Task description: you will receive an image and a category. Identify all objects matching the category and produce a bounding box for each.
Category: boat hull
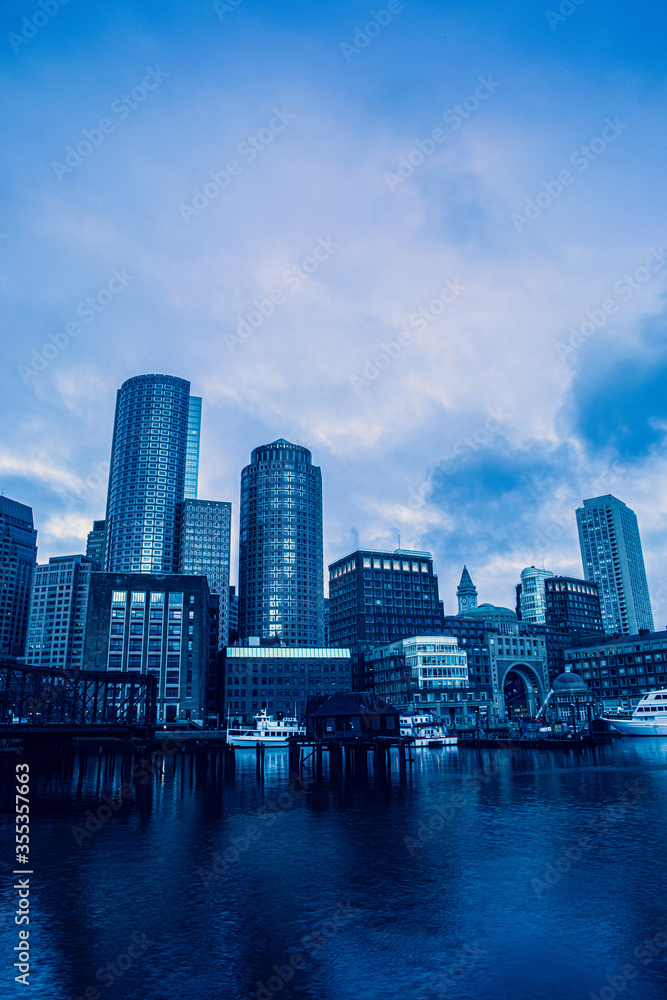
[605,719,667,737]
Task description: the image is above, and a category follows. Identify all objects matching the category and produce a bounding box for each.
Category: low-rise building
[564,629,667,710]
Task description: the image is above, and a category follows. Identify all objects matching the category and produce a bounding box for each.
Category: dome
[552,668,588,694]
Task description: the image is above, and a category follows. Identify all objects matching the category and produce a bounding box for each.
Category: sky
[2,0,667,618]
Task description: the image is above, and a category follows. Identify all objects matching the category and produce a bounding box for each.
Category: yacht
[399,712,458,747]
[604,690,667,736]
[225,709,305,747]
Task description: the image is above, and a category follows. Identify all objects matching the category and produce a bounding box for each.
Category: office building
[576,495,654,635]
[24,555,98,671]
[86,520,106,565]
[223,642,351,722]
[184,395,202,499]
[544,576,604,636]
[239,439,323,645]
[83,573,219,723]
[516,566,555,623]
[104,374,196,574]
[228,585,239,643]
[179,499,231,648]
[0,496,38,658]
[564,629,667,710]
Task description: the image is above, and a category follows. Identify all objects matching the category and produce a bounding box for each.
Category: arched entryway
[500,664,544,718]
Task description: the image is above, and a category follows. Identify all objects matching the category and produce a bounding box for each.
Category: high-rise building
[576,495,654,635]
[179,499,231,648]
[83,573,219,724]
[104,374,195,574]
[86,520,106,565]
[25,555,98,671]
[228,585,239,644]
[0,496,38,657]
[184,396,202,499]
[328,548,444,649]
[239,439,323,645]
[516,566,555,624]
[544,576,604,636]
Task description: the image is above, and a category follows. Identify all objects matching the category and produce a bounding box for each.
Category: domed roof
[464,603,517,621]
[553,668,588,693]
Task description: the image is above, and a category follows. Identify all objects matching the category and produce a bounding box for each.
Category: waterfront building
[516,566,555,623]
[0,496,38,658]
[222,641,351,722]
[239,439,323,645]
[24,555,98,671]
[564,628,667,711]
[104,374,197,574]
[365,634,489,726]
[179,499,231,648]
[544,575,604,636]
[85,520,106,566]
[546,667,594,726]
[307,691,399,739]
[576,494,654,635]
[83,573,219,724]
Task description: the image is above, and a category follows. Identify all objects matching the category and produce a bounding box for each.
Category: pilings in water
[287,737,411,786]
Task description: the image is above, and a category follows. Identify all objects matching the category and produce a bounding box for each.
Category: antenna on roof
[397,533,401,548]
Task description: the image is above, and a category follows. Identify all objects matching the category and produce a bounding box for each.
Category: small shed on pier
[307,691,400,738]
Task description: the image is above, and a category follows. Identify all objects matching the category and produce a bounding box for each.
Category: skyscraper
[86,519,106,565]
[25,555,98,671]
[576,494,654,635]
[104,374,195,574]
[239,438,323,645]
[516,566,555,623]
[184,395,202,499]
[180,499,231,647]
[0,496,38,657]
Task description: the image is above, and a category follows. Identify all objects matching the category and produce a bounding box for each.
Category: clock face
[460,597,468,607]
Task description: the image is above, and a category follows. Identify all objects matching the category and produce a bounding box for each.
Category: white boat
[226,709,305,747]
[399,712,458,747]
[604,690,667,736]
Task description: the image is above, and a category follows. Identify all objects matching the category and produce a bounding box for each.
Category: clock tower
[457,565,478,615]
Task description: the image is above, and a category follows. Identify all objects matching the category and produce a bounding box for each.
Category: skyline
[2,0,667,619]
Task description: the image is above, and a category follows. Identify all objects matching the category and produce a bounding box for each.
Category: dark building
[544,575,604,635]
[25,555,98,671]
[104,373,200,574]
[328,548,444,649]
[179,499,232,648]
[85,519,106,565]
[228,585,239,644]
[83,573,219,724]
[239,439,324,645]
[0,496,38,658]
[564,629,667,711]
[222,641,351,722]
[307,691,399,739]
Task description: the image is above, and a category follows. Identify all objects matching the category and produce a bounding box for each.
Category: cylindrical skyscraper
[239,438,324,645]
[104,374,193,574]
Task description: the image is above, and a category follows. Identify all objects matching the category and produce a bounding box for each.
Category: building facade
[223,642,352,722]
[544,575,604,635]
[184,394,202,499]
[239,439,324,645]
[24,555,98,671]
[83,573,219,724]
[0,496,38,658]
[179,499,231,648]
[104,374,196,574]
[576,494,654,635]
[516,566,555,624]
[86,519,106,565]
[564,629,667,711]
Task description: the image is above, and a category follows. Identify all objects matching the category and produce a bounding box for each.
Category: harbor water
[1,738,666,999]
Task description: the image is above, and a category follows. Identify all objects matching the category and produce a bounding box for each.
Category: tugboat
[399,712,458,747]
[604,690,667,736]
[225,709,306,747]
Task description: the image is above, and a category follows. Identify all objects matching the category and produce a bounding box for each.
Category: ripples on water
[1,740,667,1000]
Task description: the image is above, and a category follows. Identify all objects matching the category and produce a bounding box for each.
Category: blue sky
[2,0,666,616]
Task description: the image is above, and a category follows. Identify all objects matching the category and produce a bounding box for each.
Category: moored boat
[399,712,457,747]
[226,709,306,746]
[604,689,667,736]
